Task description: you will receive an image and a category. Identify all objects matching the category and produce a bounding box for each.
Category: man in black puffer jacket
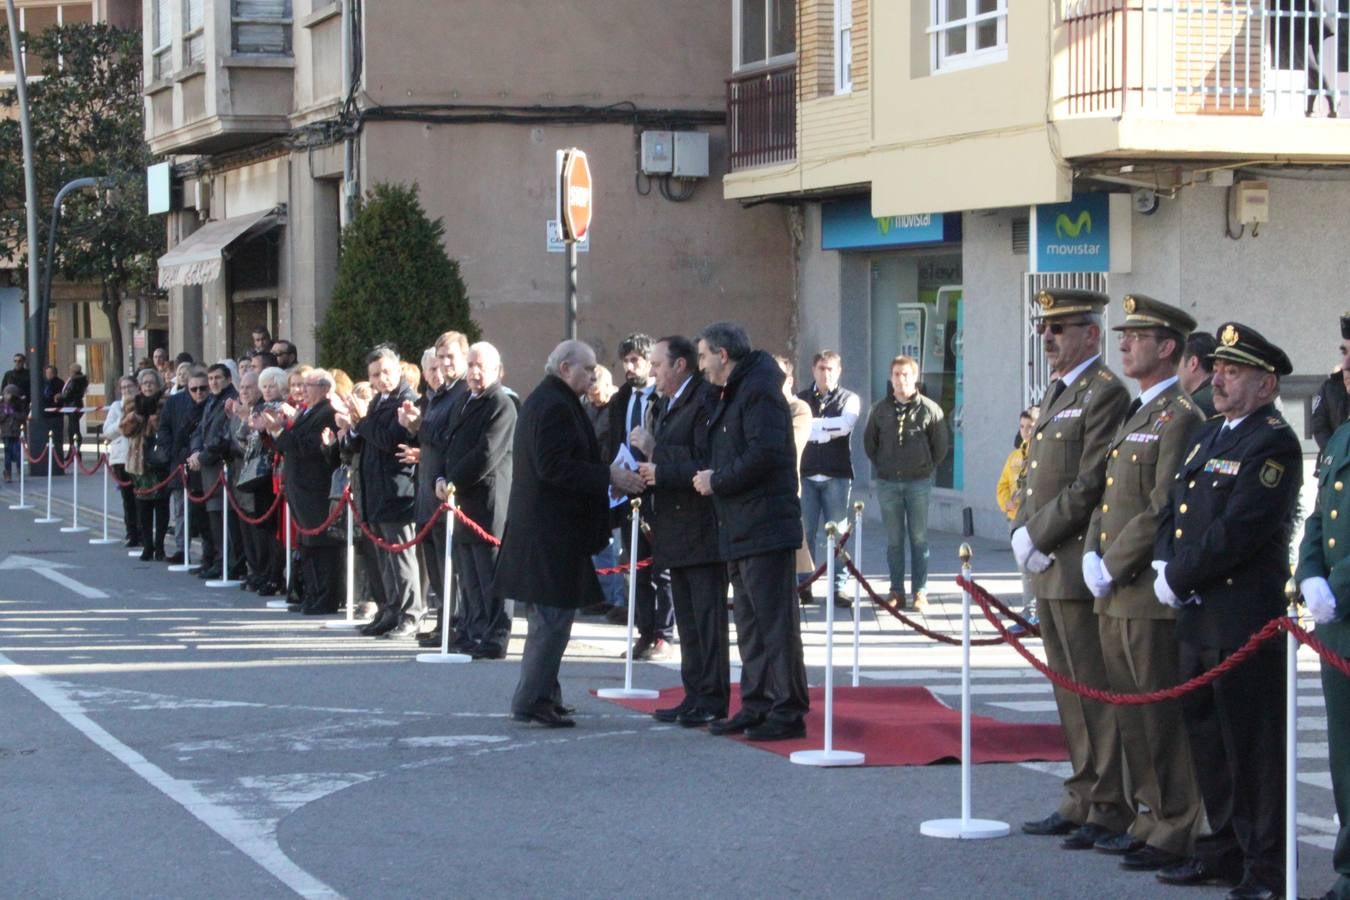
[693,321,808,742]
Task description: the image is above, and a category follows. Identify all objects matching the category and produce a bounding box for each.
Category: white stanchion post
[60,444,88,533]
[35,434,58,524]
[791,523,865,767]
[922,544,1010,838]
[91,446,118,544]
[851,501,864,688]
[598,498,659,700]
[266,501,292,608]
[168,475,194,571]
[10,426,33,510]
[324,494,368,628]
[1285,586,1299,900]
[206,467,240,587]
[419,487,470,662]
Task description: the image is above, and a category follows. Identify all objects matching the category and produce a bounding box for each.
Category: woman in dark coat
[121,368,170,561]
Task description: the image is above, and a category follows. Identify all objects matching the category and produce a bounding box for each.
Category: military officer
[1153,322,1302,900]
[1081,295,1206,872]
[1014,289,1134,849]
[1296,418,1350,900]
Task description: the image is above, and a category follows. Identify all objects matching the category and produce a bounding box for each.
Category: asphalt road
[0,467,1338,899]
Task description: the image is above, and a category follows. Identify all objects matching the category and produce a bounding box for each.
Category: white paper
[609,444,638,509]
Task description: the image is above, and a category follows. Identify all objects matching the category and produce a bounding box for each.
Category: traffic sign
[560,149,592,242]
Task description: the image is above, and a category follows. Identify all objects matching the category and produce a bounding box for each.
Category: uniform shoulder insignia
[1259,458,1286,488]
[1097,370,1115,382]
[1176,396,1193,411]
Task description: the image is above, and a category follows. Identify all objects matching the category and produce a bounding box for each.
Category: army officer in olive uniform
[1014,289,1134,848]
[1152,323,1302,899]
[1082,295,1206,872]
[1296,418,1350,900]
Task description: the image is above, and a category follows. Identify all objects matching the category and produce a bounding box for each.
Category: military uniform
[1084,295,1206,863]
[1155,322,1303,895]
[1296,421,1350,900]
[1015,289,1134,838]
[1188,378,1216,419]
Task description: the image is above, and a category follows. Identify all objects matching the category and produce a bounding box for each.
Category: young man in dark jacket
[186,363,239,579]
[693,321,808,742]
[159,366,209,563]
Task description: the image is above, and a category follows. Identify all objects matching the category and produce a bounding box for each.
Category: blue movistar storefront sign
[1030,193,1111,273]
[821,197,959,251]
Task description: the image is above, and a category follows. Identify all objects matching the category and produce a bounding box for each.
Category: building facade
[726,0,1350,538]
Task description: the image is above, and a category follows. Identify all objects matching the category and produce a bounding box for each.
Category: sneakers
[912,591,929,611]
[625,635,672,661]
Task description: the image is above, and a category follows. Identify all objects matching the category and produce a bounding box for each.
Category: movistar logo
[876,213,933,236]
[1056,211,1093,238]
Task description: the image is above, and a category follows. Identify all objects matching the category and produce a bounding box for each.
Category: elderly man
[1153,323,1302,899]
[694,321,809,742]
[496,340,646,727]
[159,365,210,564]
[187,363,239,580]
[435,342,516,659]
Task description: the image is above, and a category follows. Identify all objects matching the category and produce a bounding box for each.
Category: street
[0,465,1339,899]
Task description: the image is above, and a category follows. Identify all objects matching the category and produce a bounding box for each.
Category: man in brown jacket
[1081,295,1206,872]
[1014,289,1133,849]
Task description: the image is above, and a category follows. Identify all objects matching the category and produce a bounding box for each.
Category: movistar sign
[821,197,960,251]
[1031,193,1119,273]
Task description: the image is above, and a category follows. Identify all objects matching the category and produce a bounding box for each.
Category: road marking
[928,683,1051,696]
[0,651,338,898]
[990,700,1060,713]
[0,554,108,600]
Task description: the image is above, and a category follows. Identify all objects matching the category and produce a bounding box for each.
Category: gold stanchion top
[959,542,973,564]
[825,521,838,538]
[630,497,641,511]
[853,500,864,513]
[447,482,457,497]
[1285,577,1299,608]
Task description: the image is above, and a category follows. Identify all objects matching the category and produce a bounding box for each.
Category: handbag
[236,438,273,492]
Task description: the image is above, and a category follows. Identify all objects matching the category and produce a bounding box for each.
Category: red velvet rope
[132,465,185,497]
[184,469,226,504]
[1284,616,1350,680]
[351,498,445,550]
[50,445,78,472]
[74,451,105,476]
[226,487,285,526]
[23,441,48,464]
[291,488,351,538]
[451,505,502,546]
[844,559,1009,646]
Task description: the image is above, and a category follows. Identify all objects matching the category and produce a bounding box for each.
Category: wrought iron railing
[727,63,797,170]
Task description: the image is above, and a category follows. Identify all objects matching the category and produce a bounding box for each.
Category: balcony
[727,63,797,171]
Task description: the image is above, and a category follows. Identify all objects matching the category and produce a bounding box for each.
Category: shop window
[931,0,1007,73]
[736,0,795,70]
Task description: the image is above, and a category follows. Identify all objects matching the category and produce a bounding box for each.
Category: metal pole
[60,441,86,532]
[10,424,33,509]
[266,499,291,608]
[824,523,837,753]
[346,503,355,620]
[852,501,864,687]
[90,442,118,544]
[168,476,193,571]
[564,240,578,340]
[416,487,470,662]
[35,433,57,523]
[206,467,239,586]
[596,499,658,699]
[1285,585,1300,900]
[961,550,974,826]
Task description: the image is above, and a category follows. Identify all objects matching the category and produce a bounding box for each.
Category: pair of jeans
[875,476,932,596]
[3,437,19,476]
[801,476,851,592]
[591,529,625,607]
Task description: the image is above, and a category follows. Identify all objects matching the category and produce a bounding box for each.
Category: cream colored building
[726,0,1350,537]
[144,0,794,379]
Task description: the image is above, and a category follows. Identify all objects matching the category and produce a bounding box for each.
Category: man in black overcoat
[495,340,646,727]
[159,366,208,563]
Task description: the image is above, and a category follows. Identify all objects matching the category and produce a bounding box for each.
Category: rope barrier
[23,442,48,465]
[451,505,502,546]
[844,559,1008,646]
[226,486,285,526]
[291,487,352,538]
[352,498,446,551]
[74,451,105,476]
[184,469,226,504]
[132,465,184,498]
[51,445,77,472]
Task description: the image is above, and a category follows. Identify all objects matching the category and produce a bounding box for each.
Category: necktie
[1045,380,1065,408]
[1126,397,1142,419]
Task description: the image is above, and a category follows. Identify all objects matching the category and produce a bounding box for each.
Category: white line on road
[0,651,338,898]
[32,567,108,599]
[990,700,1060,713]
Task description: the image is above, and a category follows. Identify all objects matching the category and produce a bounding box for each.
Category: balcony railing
[1063,0,1350,118]
[727,63,797,171]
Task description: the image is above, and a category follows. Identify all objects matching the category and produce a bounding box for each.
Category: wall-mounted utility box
[640,131,673,175]
[1234,181,1270,225]
[673,131,710,178]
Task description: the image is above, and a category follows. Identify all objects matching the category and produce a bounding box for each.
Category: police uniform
[1154,322,1303,895]
[1084,295,1206,866]
[1015,289,1134,841]
[1296,420,1350,900]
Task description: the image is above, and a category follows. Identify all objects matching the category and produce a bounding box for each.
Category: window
[233,0,292,55]
[931,0,1007,73]
[152,0,172,79]
[182,0,203,66]
[736,0,795,70]
[835,0,852,93]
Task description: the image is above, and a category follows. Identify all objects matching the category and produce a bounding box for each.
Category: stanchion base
[416,652,472,664]
[166,564,195,572]
[34,517,60,524]
[59,525,89,534]
[595,688,660,699]
[321,619,371,630]
[265,599,291,609]
[8,503,34,510]
[789,749,866,767]
[89,538,121,545]
[205,579,242,588]
[127,549,144,557]
[919,818,1011,840]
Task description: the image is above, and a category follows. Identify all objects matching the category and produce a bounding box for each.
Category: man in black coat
[1311,314,1350,458]
[57,363,88,452]
[495,340,647,727]
[693,322,809,742]
[187,363,239,579]
[635,336,728,725]
[159,366,209,563]
[435,342,517,660]
[1152,323,1303,898]
[345,347,421,638]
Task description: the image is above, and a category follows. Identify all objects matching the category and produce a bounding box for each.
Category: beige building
[144,0,794,379]
[726,0,1350,537]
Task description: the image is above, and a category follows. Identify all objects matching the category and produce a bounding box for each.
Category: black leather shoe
[470,641,506,660]
[1226,879,1279,900]
[746,718,806,742]
[380,619,418,639]
[139,548,154,561]
[652,703,692,723]
[708,710,763,736]
[1062,824,1116,850]
[1156,857,1237,887]
[1022,811,1079,836]
[1120,845,1184,871]
[163,552,184,564]
[677,709,719,728]
[512,708,575,728]
[417,630,443,648]
[257,582,279,596]
[302,606,337,616]
[553,703,576,717]
[360,613,397,637]
[1094,832,1144,855]
[833,591,853,609]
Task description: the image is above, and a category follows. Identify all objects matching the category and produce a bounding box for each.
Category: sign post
[557,148,592,340]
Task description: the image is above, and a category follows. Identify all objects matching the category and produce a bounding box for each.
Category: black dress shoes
[1225,879,1279,900]
[677,709,718,728]
[163,552,184,564]
[380,619,419,639]
[652,702,692,723]
[360,613,397,637]
[417,630,443,648]
[257,582,279,597]
[708,710,764,736]
[1092,832,1144,854]
[1119,845,1184,871]
[553,703,576,717]
[1156,857,1237,887]
[512,707,575,728]
[745,718,806,742]
[1021,811,1079,836]
[1062,823,1116,850]
[470,641,506,660]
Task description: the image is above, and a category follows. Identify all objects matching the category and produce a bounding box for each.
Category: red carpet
[593,686,1068,767]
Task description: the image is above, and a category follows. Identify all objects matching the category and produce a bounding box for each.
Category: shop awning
[157,208,282,289]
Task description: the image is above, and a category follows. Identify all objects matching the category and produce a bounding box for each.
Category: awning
[157,208,282,289]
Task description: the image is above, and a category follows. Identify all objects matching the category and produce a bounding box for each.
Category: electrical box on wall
[673,131,710,178]
[641,130,673,175]
[1233,181,1270,225]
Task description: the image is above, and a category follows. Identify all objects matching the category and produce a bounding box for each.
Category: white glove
[1026,550,1054,574]
[1082,551,1113,599]
[1152,561,1180,609]
[1301,576,1339,625]
[1011,527,1035,570]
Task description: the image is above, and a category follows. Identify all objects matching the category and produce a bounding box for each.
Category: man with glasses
[186,363,239,580]
[2,353,30,406]
[159,367,210,564]
[1312,313,1350,455]
[270,340,298,370]
[1015,290,1133,851]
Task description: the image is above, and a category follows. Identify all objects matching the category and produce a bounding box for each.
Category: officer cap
[1033,289,1108,320]
[1340,312,1350,340]
[1112,294,1196,336]
[1211,322,1293,376]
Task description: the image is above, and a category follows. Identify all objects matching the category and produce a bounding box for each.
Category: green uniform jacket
[1296,420,1350,657]
[1015,357,1131,600]
[1087,383,1204,619]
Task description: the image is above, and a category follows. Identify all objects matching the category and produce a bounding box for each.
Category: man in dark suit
[435,341,516,660]
[635,336,728,726]
[1153,322,1303,899]
[158,366,208,563]
[495,340,646,728]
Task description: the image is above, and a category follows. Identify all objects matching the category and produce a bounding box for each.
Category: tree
[0,23,162,390]
[318,183,479,377]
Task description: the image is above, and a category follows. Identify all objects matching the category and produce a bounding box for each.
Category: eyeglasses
[188,386,208,394]
[1118,331,1158,344]
[1035,320,1093,335]
[1340,346,1349,356]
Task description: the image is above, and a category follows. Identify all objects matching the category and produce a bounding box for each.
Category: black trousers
[455,541,510,647]
[511,603,575,716]
[1179,637,1286,891]
[422,519,447,614]
[729,548,809,724]
[670,562,730,717]
[300,544,343,614]
[113,464,139,542]
[621,524,673,639]
[136,495,169,554]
